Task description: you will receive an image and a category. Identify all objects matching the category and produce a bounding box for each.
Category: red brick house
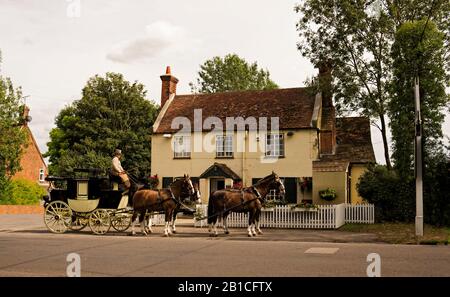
[12,106,48,188]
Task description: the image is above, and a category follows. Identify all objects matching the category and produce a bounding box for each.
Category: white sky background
[0,0,448,165]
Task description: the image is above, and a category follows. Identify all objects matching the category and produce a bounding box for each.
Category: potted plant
[262,199,286,211]
[194,206,205,221]
[319,188,337,201]
[290,202,319,212]
[262,200,277,211]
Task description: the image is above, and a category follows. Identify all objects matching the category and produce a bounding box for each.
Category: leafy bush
[357,159,450,226]
[319,188,337,201]
[423,154,450,227]
[357,165,415,223]
[0,179,46,205]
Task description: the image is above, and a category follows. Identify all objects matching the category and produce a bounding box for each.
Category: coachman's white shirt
[112,156,124,174]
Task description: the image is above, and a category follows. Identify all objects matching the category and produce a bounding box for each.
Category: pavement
[0,214,449,276]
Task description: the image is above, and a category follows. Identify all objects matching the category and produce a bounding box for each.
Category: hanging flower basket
[319,188,337,201]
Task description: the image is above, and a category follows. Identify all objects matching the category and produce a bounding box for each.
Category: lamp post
[414,77,423,237]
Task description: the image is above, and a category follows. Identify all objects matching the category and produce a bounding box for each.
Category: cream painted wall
[151,129,319,192]
[349,164,368,204]
[312,170,348,205]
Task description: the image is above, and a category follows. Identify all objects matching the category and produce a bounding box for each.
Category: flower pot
[262,207,275,212]
[292,207,318,212]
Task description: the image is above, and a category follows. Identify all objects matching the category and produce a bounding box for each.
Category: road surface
[0,215,449,277]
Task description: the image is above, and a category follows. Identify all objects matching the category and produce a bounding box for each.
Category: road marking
[304,247,339,254]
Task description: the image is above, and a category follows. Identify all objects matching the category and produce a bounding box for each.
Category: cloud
[106,21,185,64]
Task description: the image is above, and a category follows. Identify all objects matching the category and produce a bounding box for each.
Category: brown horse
[169,182,201,233]
[131,174,195,236]
[207,172,285,237]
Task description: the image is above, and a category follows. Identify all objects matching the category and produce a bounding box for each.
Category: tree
[45,73,159,179]
[190,54,278,93]
[0,57,27,198]
[295,0,449,170]
[389,20,449,177]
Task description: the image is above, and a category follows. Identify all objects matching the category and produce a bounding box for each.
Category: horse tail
[207,193,215,224]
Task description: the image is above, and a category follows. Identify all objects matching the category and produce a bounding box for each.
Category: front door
[210,178,225,194]
[283,177,298,204]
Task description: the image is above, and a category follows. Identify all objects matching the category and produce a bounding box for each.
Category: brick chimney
[22,105,31,126]
[316,60,336,155]
[317,60,333,107]
[160,66,178,107]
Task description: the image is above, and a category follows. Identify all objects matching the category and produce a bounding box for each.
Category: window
[173,135,191,158]
[39,169,45,182]
[267,189,278,201]
[162,177,174,188]
[265,134,285,157]
[216,135,233,158]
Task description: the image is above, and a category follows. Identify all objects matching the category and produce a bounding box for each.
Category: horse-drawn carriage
[42,167,285,238]
[43,168,134,235]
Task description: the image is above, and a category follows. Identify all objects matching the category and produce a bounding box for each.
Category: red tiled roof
[154,88,316,133]
[313,117,375,171]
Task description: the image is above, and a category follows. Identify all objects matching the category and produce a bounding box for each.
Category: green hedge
[357,160,450,226]
[0,179,47,205]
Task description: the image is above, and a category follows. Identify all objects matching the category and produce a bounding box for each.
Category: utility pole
[414,77,423,237]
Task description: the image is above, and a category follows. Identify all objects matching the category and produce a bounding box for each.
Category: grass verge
[339,223,450,245]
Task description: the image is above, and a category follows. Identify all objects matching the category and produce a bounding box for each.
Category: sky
[0,0,449,165]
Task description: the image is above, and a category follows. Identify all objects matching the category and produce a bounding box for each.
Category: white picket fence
[194,203,374,229]
[344,203,375,224]
[148,203,374,228]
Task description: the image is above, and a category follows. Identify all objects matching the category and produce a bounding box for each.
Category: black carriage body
[44,169,127,210]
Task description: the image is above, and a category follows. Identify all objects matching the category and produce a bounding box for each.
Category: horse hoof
[257,231,263,235]
[248,233,253,237]
[172,230,177,234]
[224,231,229,235]
[128,232,135,236]
[164,233,169,237]
[213,233,218,237]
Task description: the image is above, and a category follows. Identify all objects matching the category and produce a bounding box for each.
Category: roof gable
[313,117,375,171]
[199,163,241,180]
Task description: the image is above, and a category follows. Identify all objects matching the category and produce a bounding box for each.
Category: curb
[0,205,44,215]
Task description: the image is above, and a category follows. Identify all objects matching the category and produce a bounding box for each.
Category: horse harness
[155,188,178,206]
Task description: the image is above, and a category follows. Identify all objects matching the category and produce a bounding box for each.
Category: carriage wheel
[69,217,88,231]
[89,209,111,235]
[111,213,132,232]
[44,201,72,234]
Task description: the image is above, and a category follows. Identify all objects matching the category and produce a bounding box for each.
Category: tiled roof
[313,117,375,171]
[154,88,316,133]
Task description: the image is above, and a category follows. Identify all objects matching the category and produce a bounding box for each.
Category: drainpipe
[242,130,247,186]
